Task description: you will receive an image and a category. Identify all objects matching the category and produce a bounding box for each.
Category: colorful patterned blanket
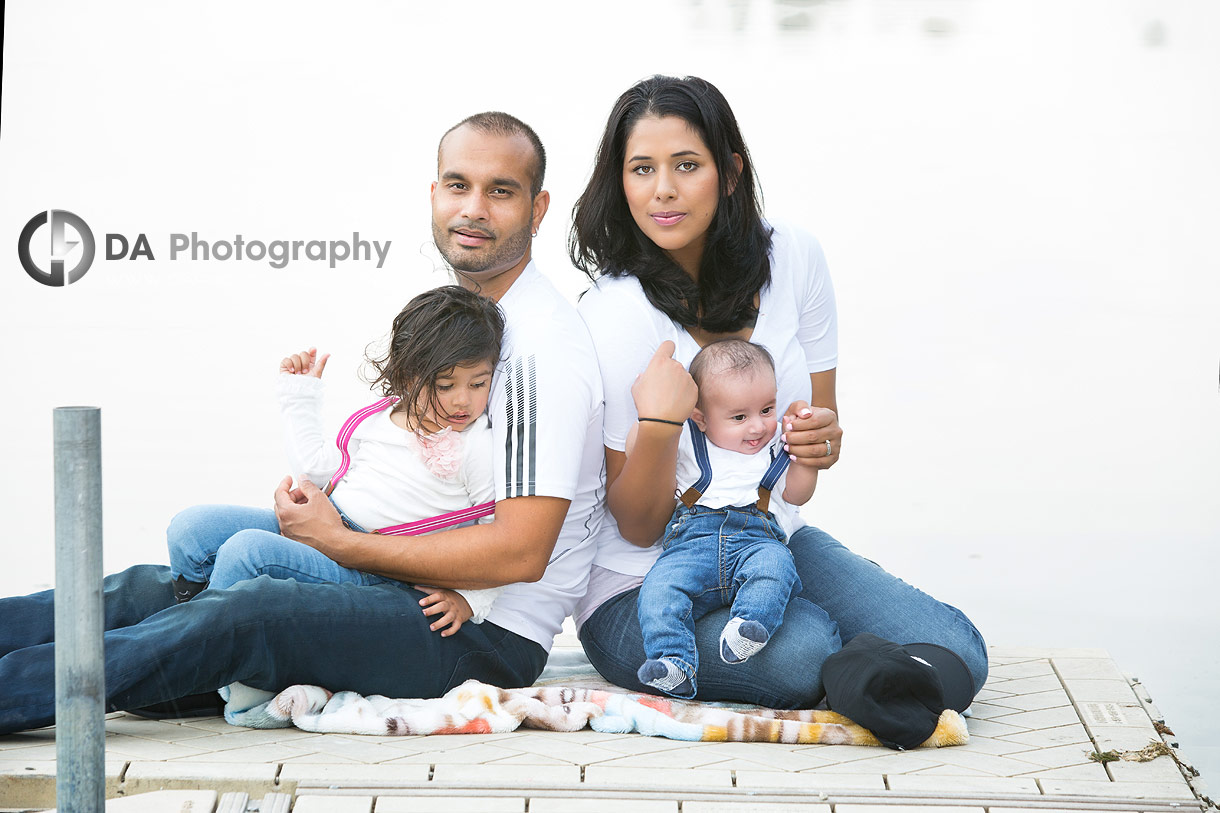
[221,680,968,747]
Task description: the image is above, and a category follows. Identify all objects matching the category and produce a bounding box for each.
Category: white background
[2,0,1217,780]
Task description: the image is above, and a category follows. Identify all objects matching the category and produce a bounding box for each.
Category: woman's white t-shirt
[576,222,838,589]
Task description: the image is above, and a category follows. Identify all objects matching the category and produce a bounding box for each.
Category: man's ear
[532,190,551,234]
[726,153,744,196]
[691,406,708,432]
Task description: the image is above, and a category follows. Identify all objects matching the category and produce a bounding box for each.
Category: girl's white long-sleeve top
[277,373,501,622]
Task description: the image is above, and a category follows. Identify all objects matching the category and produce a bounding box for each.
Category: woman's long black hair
[569,75,772,334]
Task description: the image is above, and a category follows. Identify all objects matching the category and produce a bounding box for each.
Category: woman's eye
[631,165,653,175]
[677,161,698,172]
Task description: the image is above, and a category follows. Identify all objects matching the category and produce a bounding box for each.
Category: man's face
[431,126,548,286]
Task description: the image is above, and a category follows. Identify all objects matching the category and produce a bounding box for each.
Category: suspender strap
[678,419,713,508]
[755,449,791,514]
[677,419,790,513]
[327,396,399,494]
[373,501,496,536]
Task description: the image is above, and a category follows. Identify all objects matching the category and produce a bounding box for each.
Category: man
[0,113,605,734]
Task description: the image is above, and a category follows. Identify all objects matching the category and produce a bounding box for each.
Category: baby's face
[693,369,778,455]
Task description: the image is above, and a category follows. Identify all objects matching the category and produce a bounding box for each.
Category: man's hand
[416,586,473,636]
[281,347,330,377]
[631,340,698,424]
[273,476,345,556]
[782,401,842,470]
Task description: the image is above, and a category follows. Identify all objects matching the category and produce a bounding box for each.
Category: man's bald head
[439,112,546,198]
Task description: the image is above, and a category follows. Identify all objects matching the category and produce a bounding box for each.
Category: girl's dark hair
[569,75,773,334]
[366,285,504,429]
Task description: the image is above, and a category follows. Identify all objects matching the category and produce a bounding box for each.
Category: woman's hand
[416,586,473,636]
[281,347,329,377]
[604,341,694,547]
[782,400,842,470]
[631,341,698,424]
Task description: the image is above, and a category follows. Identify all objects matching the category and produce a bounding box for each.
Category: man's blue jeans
[581,524,989,709]
[638,504,801,697]
[0,564,546,734]
[168,504,405,590]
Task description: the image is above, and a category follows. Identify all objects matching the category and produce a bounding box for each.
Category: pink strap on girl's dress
[327,396,399,493]
[326,395,496,535]
[372,500,496,536]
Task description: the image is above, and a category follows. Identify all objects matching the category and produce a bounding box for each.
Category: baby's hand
[280,347,329,378]
[415,586,473,636]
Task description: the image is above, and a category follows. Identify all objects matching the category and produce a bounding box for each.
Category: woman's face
[622,115,721,277]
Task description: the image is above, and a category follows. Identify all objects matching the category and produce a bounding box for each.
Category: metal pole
[54,406,105,813]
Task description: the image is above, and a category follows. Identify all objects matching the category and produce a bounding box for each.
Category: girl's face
[417,359,495,433]
[622,115,722,277]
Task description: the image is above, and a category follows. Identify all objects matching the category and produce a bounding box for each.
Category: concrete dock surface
[1,636,1211,812]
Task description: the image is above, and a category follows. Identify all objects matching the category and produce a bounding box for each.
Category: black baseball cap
[822,633,975,750]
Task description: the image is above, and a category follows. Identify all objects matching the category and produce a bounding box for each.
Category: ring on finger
[825,439,833,456]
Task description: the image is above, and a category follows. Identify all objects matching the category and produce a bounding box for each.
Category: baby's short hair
[688,339,776,398]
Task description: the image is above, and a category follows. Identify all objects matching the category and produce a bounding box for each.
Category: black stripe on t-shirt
[513,358,526,495]
[503,355,538,497]
[527,355,537,495]
[504,358,517,492]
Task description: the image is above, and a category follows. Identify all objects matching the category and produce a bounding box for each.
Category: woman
[570,75,988,708]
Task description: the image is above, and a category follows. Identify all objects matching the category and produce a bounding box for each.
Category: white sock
[720,617,769,664]
[638,658,693,695]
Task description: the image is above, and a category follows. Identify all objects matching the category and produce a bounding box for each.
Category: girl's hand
[631,341,698,424]
[280,347,329,378]
[782,400,842,469]
[416,586,473,636]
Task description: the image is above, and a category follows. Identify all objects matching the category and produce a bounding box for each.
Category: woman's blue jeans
[580,524,989,709]
[0,564,546,734]
[168,504,404,590]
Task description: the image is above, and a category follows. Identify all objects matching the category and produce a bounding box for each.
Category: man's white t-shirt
[482,262,605,650]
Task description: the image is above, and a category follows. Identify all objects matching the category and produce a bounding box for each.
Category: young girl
[167,285,504,636]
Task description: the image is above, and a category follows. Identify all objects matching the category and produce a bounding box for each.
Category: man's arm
[274,476,568,588]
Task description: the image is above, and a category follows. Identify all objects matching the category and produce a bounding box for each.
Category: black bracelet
[638,417,685,427]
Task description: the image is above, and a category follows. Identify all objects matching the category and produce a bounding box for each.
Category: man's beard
[432,218,532,276]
